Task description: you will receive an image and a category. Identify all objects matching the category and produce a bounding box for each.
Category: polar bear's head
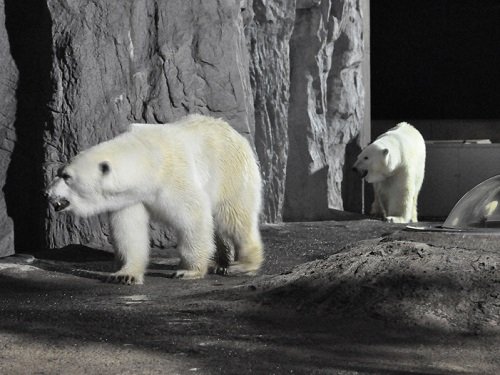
[352,143,392,183]
[46,139,148,217]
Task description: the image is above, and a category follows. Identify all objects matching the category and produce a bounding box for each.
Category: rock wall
[0,0,17,257]
[0,0,366,254]
[44,0,255,249]
[246,0,296,223]
[284,0,365,221]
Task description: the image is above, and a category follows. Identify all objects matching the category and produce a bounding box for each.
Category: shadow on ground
[0,219,499,374]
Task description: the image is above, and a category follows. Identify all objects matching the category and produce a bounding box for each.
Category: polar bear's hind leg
[230,226,264,275]
[208,233,234,275]
[215,200,263,276]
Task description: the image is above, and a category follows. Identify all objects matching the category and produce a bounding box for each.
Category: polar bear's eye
[364,156,369,160]
[99,161,111,175]
[60,172,72,183]
[57,167,71,181]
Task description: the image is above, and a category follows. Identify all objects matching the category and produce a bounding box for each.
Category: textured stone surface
[259,238,500,334]
[246,0,296,222]
[44,0,255,249]
[284,0,365,221]
[0,0,18,257]
[0,0,367,253]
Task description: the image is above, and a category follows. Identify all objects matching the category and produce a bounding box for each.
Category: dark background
[371,0,500,119]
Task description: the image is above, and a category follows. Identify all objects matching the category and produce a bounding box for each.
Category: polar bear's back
[128,115,261,207]
[376,122,426,166]
[130,115,249,152]
[128,115,253,162]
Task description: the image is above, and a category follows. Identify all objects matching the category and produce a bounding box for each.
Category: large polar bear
[353,122,426,223]
[46,115,264,284]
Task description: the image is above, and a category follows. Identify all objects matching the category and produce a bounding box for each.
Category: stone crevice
[3,0,53,253]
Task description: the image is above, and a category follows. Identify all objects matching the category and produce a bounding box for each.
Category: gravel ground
[0,219,499,374]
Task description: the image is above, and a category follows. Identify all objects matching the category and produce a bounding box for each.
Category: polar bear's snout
[352,165,368,179]
[46,177,72,212]
[51,197,70,212]
[46,186,71,212]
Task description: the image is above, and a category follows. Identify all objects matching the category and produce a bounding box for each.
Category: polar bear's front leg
[108,203,150,285]
[385,215,408,224]
[171,198,215,279]
[411,194,419,223]
[370,184,384,217]
[385,181,415,224]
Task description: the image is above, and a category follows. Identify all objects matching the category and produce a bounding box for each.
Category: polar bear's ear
[99,161,111,175]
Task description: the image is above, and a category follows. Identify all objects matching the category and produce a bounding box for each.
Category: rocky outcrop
[0,0,366,254]
[43,0,255,249]
[258,237,500,334]
[284,0,365,221]
[0,0,16,257]
[246,0,296,222]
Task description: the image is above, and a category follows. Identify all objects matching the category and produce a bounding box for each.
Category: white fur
[46,115,264,284]
[353,122,426,223]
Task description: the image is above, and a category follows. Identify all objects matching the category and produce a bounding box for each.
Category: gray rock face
[284,0,365,221]
[0,0,16,257]
[0,0,366,253]
[246,0,296,222]
[44,0,255,249]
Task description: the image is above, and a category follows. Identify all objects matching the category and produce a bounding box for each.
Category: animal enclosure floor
[0,219,499,374]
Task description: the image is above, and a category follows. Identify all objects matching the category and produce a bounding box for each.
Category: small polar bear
[46,114,264,284]
[353,122,426,223]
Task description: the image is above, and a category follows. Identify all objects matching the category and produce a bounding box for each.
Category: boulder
[257,238,500,334]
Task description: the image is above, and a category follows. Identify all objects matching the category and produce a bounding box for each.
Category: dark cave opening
[3,0,53,251]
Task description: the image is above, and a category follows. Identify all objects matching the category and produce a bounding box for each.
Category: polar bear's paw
[208,265,229,276]
[227,262,259,276]
[171,269,205,279]
[208,263,258,276]
[106,271,144,285]
[207,259,230,276]
[385,216,408,224]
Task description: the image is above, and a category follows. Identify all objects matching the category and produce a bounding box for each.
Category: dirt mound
[256,239,500,334]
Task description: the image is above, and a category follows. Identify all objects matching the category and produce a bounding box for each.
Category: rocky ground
[0,219,499,374]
